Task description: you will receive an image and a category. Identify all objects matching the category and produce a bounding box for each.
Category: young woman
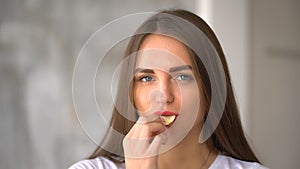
[69,9,268,169]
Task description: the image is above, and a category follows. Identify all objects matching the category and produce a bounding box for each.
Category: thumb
[146,133,167,157]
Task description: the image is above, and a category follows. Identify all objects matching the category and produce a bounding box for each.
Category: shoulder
[209,154,269,169]
[68,157,125,169]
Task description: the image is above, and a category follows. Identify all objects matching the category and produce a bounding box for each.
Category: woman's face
[133,34,205,140]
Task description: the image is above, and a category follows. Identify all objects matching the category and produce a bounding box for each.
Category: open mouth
[155,111,178,126]
[160,115,177,126]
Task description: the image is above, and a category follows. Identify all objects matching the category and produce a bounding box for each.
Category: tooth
[161,115,176,126]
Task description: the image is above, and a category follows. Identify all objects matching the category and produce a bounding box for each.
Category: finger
[126,121,138,138]
[129,116,165,139]
[138,121,166,139]
[137,114,159,124]
[145,133,167,158]
[124,120,166,158]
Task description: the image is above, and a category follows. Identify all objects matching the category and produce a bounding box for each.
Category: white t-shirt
[69,154,268,169]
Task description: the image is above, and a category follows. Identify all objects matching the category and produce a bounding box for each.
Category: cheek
[180,84,204,124]
[181,89,199,113]
[133,86,150,113]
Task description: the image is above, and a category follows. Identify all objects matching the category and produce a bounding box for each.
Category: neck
[158,127,217,169]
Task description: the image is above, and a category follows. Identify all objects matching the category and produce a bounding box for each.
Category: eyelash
[174,74,194,81]
[138,75,154,82]
[135,74,193,83]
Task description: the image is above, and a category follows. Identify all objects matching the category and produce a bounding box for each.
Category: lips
[154,111,178,126]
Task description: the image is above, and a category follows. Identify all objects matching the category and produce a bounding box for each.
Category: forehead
[136,34,192,70]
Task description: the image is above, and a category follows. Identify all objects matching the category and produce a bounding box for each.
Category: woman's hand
[123,116,167,169]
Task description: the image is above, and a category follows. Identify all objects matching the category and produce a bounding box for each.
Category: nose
[150,80,175,106]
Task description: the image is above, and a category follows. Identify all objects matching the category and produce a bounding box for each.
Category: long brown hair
[89,9,260,163]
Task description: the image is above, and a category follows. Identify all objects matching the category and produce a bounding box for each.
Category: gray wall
[250,0,300,168]
[1,0,299,169]
[208,1,300,168]
[0,1,196,168]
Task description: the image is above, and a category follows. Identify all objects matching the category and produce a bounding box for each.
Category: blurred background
[0,0,299,168]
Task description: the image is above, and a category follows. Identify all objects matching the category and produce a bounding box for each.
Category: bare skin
[123,34,217,169]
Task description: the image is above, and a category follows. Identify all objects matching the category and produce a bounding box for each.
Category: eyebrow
[134,68,154,74]
[134,65,192,74]
[169,65,192,73]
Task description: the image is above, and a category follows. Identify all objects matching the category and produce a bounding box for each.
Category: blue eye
[176,74,192,81]
[140,76,153,82]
